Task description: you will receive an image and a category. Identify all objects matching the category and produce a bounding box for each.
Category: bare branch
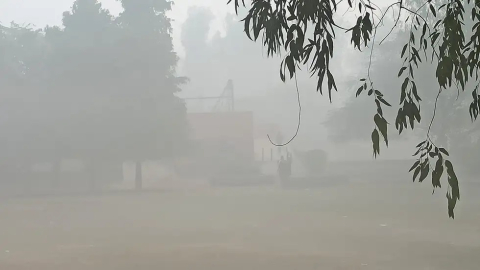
[427,87,442,147]
[267,72,302,146]
[378,1,403,45]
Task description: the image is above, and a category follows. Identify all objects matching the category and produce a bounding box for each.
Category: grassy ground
[0,181,479,270]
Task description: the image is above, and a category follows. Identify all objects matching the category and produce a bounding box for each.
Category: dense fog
[0,1,479,269]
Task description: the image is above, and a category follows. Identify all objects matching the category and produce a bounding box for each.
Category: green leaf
[377,106,383,116]
[432,158,443,188]
[413,147,422,156]
[420,23,427,41]
[401,77,409,94]
[413,166,421,182]
[419,162,429,183]
[398,67,407,77]
[409,160,420,172]
[280,59,286,82]
[445,160,459,197]
[374,114,388,146]
[327,70,337,102]
[253,20,261,40]
[286,26,295,49]
[356,85,364,97]
[447,192,457,218]
[361,13,372,45]
[296,25,305,50]
[439,148,449,156]
[416,141,426,148]
[412,81,421,101]
[430,4,437,17]
[286,55,295,78]
[372,129,380,157]
[445,160,460,218]
[445,160,454,173]
[378,97,391,107]
[412,47,421,62]
[401,44,408,58]
[243,14,253,40]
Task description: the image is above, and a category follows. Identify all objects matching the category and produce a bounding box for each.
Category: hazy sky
[0,0,418,159]
[0,0,231,58]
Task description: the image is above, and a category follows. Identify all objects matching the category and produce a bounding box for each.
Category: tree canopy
[0,0,187,184]
[228,0,480,218]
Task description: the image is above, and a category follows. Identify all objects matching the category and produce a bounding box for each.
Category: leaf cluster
[228,0,480,217]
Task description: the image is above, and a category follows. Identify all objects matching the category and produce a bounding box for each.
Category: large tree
[46,0,188,189]
[115,0,188,189]
[42,0,125,189]
[0,23,49,186]
[228,0,480,218]
[0,0,188,191]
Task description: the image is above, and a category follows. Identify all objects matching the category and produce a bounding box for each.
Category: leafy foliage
[228,0,480,218]
[0,0,187,170]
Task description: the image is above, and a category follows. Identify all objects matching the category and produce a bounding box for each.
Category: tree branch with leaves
[228,0,480,218]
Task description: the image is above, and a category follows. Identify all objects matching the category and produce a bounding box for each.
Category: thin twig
[378,1,403,45]
[401,6,432,28]
[267,71,302,147]
[367,9,378,84]
[332,22,353,31]
[426,87,442,146]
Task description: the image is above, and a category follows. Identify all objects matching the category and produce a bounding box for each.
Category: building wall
[187,111,254,161]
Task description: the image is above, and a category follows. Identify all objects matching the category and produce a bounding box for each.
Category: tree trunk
[135,161,142,190]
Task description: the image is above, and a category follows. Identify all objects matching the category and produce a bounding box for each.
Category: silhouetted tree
[0,23,49,188]
[115,0,188,189]
[0,0,188,192]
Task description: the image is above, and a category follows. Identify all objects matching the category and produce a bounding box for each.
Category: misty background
[1,0,421,162]
[1,1,480,269]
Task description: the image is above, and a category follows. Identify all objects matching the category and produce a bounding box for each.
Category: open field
[1,181,479,270]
